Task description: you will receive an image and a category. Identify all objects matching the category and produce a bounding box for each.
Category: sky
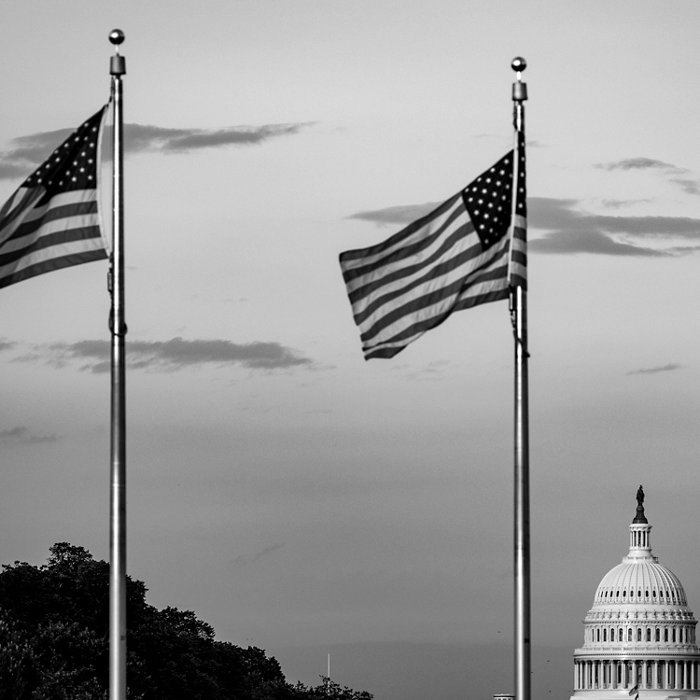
[1,1,700,698]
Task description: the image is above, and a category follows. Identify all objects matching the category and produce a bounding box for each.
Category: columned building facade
[570,489,700,699]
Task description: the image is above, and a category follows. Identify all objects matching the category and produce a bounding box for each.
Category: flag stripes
[0,107,108,290]
[340,143,526,360]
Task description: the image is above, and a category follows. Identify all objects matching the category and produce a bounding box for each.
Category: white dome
[570,488,700,699]
[593,558,687,608]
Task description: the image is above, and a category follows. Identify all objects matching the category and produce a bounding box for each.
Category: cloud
[670,177,700,196]
[597,157,700,197]
[42,337,313,373]
[597,157,677,171]
[627,363,683,375]
[530,230,662,257]
[397,360,451,382]
[0,426,57,445]
[0,339,15,352]
[0,122,311,179]
[0,126,78,178]
[123,122,311,153]
[231,543,285,568]
[346,197,700,257]
[600,199,652,209]
[529,198,700,256]
[0,161,35,180]
[348,202,439,226]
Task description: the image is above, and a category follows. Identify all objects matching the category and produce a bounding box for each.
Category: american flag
[339,136,526,360]
[0,107,108,290]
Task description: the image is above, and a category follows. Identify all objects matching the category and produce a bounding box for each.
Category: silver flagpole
[510,56,529,700]
[108,29,127,700]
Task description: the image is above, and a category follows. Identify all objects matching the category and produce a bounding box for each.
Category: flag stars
[19,108,104,194]
[460,145,524,251]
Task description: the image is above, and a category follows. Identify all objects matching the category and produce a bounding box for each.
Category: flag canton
[23,109,103,200]
[461,148,516,250]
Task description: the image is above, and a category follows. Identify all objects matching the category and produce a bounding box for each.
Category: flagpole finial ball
[511,57,527,73]
[109,29,125,46]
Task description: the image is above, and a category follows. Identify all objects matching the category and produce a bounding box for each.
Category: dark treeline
[0,543,372,700]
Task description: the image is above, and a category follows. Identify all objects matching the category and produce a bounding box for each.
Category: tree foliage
[0,543,372,700]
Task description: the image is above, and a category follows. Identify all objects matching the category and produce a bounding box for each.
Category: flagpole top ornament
[511,57,527,74]
[109,29,125,48]
[511,57,528,103]
[109,29,126,76]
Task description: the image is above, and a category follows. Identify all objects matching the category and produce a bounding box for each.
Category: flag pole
[510,56,529,700]
[108,28,127,700]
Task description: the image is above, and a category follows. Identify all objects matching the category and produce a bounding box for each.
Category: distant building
[570,488,700,699]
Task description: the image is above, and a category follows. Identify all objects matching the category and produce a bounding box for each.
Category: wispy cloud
[597,157,700,197]
[670,177,700,196]
[347,196,700,257]
[397,360,451,382]
[529,198,700,256]
[348,202,438,226]
[0,426,57,445]
[597,157,677,171]
[627,363,683,375]
[123,122,311,153]
[231,543,285,568]
[0,121,311,180]
[37,337,313,373]
[600,198,652,209]
[0,161,34,180]
[0,339,15,352]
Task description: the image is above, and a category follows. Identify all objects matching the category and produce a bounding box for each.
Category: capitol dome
[570,487,700,699]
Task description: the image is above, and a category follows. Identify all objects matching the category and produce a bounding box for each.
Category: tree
[0,544,372,700]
